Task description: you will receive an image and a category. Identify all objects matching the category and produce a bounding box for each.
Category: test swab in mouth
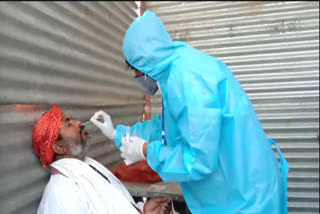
[81,116,103,126]
[81,121,91,126]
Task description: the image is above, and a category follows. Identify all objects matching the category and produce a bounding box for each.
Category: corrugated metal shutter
[0,2,140,213]
[146,1,319,214]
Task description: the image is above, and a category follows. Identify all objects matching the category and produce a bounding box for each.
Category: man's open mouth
[80,126,88,140]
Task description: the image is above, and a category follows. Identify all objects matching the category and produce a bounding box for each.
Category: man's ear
[52,140,67,155]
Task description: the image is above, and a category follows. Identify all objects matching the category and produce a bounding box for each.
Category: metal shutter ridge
[0,2,141,213]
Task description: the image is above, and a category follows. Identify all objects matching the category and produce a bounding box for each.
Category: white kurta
[37,157,143,214]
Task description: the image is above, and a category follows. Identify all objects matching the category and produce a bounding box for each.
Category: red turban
[32,105,63,168]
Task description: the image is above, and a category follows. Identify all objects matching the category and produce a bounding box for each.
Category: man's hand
[143,197,172,214]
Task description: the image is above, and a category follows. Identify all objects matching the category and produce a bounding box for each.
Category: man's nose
[73,120,82,126]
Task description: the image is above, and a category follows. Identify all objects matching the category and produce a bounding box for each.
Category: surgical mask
[135,74,159,96]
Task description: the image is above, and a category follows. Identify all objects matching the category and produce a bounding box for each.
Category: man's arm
[146,75,223,182]
[38,176,88,214]
[114,114,162,149]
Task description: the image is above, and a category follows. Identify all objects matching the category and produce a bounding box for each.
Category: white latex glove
[120,136,146,165]
[90,110,116,140]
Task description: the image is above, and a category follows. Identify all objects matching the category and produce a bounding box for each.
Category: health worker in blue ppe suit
[90,10,289,214]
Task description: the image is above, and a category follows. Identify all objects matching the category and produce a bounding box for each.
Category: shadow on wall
[0,104,51,213]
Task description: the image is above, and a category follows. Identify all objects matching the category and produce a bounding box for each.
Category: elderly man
[33,105,172,214]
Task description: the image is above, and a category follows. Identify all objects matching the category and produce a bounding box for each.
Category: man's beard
[65,139,89,160]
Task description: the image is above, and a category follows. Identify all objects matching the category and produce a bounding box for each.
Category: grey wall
[146,1,319,214]
[0,2,141,213]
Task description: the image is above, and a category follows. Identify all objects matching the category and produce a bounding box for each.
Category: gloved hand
[90,110,116,140]
[120,136,147,165]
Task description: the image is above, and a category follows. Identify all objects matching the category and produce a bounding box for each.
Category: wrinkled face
[60,114,87,143]
[59,113,89,159]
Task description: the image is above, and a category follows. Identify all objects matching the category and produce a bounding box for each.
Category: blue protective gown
[115,10,289,214]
